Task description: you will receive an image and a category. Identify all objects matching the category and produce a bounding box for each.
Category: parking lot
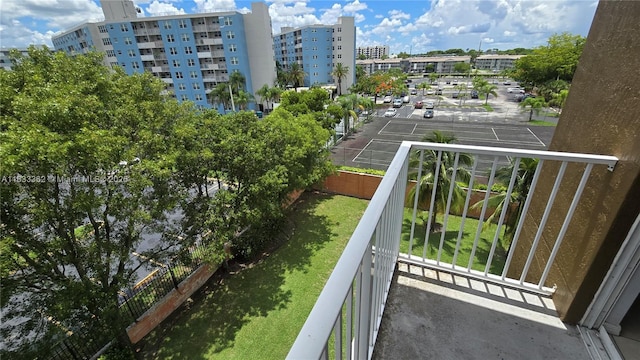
[332,79,557,171]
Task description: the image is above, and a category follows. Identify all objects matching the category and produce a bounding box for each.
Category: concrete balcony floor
[373,263,592,360]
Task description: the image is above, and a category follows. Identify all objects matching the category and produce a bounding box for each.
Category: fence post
[168,264,180,290]
[123,295,138,322]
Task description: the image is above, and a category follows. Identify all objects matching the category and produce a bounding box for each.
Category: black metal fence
[47,245,209,359]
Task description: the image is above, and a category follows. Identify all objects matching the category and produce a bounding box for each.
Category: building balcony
[140,54,155,61]
[288,141,620,359]
[138,42,156,49]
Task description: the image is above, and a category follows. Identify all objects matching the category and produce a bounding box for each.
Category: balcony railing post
[356,241,373,359]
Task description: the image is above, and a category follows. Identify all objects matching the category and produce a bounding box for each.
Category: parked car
[383,96,392,103]
[504,81,512,85]
[452,92,459,99]
[436,88,443,95]
[426,89,435,95]
[470,90,479,99]
[425,101,434,109]
[393,98,403,108]
[414,101,423,109]
[410,88,418,95]
[384,108,397,117]
[423,109,434,118]
[402,95,410,103]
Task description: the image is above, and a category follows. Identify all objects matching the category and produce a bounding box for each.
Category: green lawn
[140,193,508,359]
[400,208,508,275]
[141,193,369,360]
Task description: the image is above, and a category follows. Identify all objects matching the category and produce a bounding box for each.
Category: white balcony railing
[288,141,618,360]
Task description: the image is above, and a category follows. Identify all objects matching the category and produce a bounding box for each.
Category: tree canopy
[0,47,333,358]
[512,32,585,86]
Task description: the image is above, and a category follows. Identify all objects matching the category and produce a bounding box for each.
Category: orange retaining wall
[127,263,218,344]
[319,171,510,220]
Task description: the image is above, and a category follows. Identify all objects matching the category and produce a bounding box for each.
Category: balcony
[288,141,618,359]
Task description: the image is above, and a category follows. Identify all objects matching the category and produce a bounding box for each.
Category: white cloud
[371,17,402,35]
[193,0,237,12]
[482,37,494,43]
[388,10,410,21]
[146,1,186,16]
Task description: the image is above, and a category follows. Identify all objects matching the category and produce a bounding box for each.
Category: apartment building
[475,54,524,72]
[273,17,356,95]
[0,49,30,70]
[357,56,472,75]
[357,45,389,59]
[52,0,276,111]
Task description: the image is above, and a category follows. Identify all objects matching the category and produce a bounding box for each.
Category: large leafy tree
[331,62,349,96]
[0,47,190,357]
[512,32,585,87]
[408,131,473,229]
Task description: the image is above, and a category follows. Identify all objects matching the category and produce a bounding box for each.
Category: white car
[402,95,410,103]
[384,108,397,117]
[508,87,525,94]
[426,89,435,95]
[425,101,435,109]
[383,96,392,103]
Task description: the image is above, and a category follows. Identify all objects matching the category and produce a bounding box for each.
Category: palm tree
[520,96,547,121]
[479,83,498,105]
[255,84,270,111]
[416,82,431,95]
[471,158,539,244]
[287,63,306,90]
[209,83,230,111]
[266,86,282,112]
[408,131,473,229]
[229,71,246,94]
[235,90,254,110]
[332,62,349,96]
[337,94,359,138]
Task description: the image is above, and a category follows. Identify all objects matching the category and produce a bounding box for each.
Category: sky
[0,0,599,53]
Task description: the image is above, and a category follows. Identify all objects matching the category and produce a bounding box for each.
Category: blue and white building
[52,0,276,111]
[273,17,356,95]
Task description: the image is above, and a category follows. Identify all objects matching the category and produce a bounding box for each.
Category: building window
[190,71,198,78]
[175,71,184,79]
[132,62,139,69]
[178,83,186,90]
[195,94,203,101]
[337,37,342,42]
[124,37,132,45]
[110,61,118,67]
[98,25,107,33]
[128,49,136,57]
[224,17,232,26]
[181,33,190,42]
[106,50,116,57]
[166,34,175,43]
[338,54,342,59]
[170,47,178,55]
[338,27,342,32]
[164,21,172,29]
[179,19,187,29]
[229,44,237,52]
[312,38,317,42]
[193,83,200,90]
[102,38,112,45]
[230,57,239,65]
[226,31,235,39]
[184,46,193,54]
[121,24,128,32]
[337,45,342,50]
[187,58,195,66]
[181,94,188,101]
[173,60,180,67]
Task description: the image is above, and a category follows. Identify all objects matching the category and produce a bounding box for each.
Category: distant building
[357,56,472,75]
[475,54,524,72]
[273,17,356,95]
[0,49,30,70]
[52,0,276,111]
[357,45,389,60]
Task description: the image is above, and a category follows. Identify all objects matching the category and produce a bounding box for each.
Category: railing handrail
[405,141,618,170]
[287,143,412,358]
